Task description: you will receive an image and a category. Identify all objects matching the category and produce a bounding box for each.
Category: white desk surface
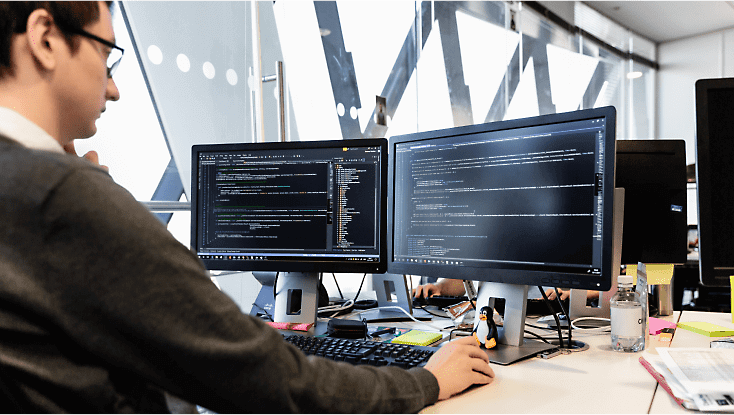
[648,310,734,414]
[422,313,680,414]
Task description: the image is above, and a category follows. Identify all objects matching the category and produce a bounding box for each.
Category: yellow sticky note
[628,263,673,285]
[627,264,637,278]
[677,322,734,337]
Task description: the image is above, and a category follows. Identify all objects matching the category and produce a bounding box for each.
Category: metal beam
[150,157,185,224]
[435,2,473,127]
[313,1,363,139]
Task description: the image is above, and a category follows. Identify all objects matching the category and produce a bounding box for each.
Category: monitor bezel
[387,107,617,292]
[695,77,734,287]
[190,138,389,274]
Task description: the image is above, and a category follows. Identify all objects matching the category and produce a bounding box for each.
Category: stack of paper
[641,348,734,412]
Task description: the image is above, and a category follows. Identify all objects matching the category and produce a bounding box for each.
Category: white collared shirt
[0,106,64,154]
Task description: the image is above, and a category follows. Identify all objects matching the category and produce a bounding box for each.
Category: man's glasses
[60,26,124,78]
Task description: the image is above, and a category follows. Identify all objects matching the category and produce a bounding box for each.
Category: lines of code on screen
[392,119,606,272]
[196,146,381,261]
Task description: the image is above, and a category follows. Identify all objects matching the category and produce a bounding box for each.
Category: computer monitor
[695,77,734,288]
[616,139,688,265]
[191,138,388,324]
[388,107,617,363]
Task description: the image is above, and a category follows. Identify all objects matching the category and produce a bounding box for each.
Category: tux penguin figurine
[473,306,498,349]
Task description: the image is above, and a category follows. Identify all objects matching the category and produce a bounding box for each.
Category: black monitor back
[695,77,734,287]
[615,140,687,265]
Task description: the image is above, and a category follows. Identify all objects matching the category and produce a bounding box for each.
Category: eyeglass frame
[56,24,124,78]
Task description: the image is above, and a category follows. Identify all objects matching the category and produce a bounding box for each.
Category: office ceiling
[582,1,734,44]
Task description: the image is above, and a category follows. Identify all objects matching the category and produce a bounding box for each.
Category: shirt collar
[0,106,64,154]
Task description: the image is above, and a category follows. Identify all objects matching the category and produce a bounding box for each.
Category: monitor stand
[473,282,556,365]
[251,272,277,318]
[273,272,319,326]
[359,273,431,322]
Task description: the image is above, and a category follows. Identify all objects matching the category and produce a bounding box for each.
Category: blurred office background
[73,1,734,309]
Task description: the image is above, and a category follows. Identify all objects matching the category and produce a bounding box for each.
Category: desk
[649,311,734,413]
[423,313,679,414]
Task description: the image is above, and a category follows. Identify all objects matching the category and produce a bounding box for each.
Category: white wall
[657,27,734,224]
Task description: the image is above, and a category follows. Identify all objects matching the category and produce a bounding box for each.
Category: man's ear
[25,8,61,73]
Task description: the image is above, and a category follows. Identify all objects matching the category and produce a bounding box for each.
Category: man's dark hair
[0,1,113,79]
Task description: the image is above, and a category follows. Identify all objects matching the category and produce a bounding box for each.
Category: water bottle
[610,275,645,352]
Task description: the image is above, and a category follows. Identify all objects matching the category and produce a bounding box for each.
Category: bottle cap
[617,275,634,285]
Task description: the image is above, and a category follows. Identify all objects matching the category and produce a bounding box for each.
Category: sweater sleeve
[39,164,439,413]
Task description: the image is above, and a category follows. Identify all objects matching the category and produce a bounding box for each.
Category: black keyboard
[282,334,437,368]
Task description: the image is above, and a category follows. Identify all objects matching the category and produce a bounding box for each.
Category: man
[0,2,494,412]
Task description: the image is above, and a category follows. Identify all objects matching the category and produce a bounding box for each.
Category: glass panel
[338,1,416,133]
[167,193,191,246]
[505,55,540,120]
[414,18,454,132]
[547,43,599,113]
[120,1,253,198]
[455,9,515,125]
[575,2,629,52]
[578,36,625,131]
[630,32,656,62]
[628,61,655,139]
[275,2,342,142]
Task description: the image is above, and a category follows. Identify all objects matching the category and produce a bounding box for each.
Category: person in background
[0,2,494,412]
[414,279,571,300]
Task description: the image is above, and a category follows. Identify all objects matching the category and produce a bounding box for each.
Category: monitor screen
[388,107,616,292]
[616,139,687,265]
[190,138,388,274]
[695,77,734,287]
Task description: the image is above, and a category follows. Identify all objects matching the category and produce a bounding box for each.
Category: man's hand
[544,288,570,301]
[63,141,109,172]
[424,335,495,400]
[412,283,441,300]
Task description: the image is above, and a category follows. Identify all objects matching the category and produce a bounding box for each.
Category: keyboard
[282,334,436,368]
[412,295,468,308]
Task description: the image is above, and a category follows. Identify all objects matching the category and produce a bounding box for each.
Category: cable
[413,303,450,318]
[553,287,572,346]
[524,330,551,344]
[352,273,367,303]
[318,299,356,318]
[570,317,611,332]
[332,273,344,299]
[538,286,564,348]
[251,303,274,322]
[272,272,280,304]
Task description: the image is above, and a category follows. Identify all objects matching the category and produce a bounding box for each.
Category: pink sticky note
[649,317,676,335]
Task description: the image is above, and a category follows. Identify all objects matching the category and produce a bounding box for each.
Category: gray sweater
[0,136,439,413]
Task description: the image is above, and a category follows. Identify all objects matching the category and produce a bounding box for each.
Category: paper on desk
[626,263,674,285]
[658,348,734,395]
[644,355,697,410]
[656,347,734,412]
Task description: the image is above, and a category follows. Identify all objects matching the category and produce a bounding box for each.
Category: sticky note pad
[677,322,734,337]
[267,322,314,332]
[625,264,674,284]
[649,317,677,335]
[391,330,442,346]
[644,264,674,285]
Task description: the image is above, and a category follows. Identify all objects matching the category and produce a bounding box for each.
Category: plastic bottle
[610,275,645,352]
